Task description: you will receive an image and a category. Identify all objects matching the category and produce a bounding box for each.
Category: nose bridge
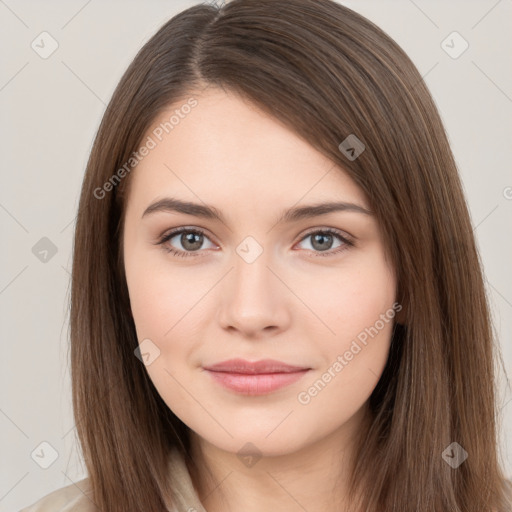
[230,244,276,305]
[218,242,288,334]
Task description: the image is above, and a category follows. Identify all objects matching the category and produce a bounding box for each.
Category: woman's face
[123,87,399,457]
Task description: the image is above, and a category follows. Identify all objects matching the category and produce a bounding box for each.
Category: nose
[217,250,291,339]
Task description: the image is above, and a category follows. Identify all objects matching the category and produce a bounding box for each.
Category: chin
[195,427,309,459]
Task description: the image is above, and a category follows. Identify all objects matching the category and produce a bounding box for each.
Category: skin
[122,86,399,512]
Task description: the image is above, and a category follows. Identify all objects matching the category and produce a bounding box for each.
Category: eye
[157,227,217,258]
[156,227,354,258]
[295,228,354,257]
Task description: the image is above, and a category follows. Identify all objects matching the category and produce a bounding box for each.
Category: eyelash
[156,227,355,259]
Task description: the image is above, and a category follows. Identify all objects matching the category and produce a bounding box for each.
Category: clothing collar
[166,447,208,512]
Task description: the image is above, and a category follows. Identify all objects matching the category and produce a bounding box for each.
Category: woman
[21,0,511,511]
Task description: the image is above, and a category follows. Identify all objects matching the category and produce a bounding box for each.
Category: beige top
[19,448,207,512]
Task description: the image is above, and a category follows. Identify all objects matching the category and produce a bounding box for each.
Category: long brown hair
[70,0,511,510]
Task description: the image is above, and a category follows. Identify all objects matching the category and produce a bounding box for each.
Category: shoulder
[19,478,95,512]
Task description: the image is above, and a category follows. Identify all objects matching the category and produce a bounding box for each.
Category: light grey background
[1,0,511,510]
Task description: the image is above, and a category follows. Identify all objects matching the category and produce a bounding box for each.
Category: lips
[203,358,311,395]
[203,358,309,374]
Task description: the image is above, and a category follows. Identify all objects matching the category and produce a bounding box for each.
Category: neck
[187,405,371,512]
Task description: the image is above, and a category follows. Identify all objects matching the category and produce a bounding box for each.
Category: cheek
[125,253,208,342]
[296,256,396,404]
[124,257,208,420]
[301,255,396,344]
[296,286,396,424]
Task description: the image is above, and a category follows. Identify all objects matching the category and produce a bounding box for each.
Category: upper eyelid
[300,226,353,240]
[161,226,217,244]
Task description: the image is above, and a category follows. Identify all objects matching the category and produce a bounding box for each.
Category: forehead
[125,87,368,215]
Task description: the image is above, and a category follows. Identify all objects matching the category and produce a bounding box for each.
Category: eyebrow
[141,197,373,223]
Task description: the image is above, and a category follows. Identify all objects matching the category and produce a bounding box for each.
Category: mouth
[202,358,311,395]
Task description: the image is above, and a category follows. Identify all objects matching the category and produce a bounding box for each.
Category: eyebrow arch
[141,197,373,223]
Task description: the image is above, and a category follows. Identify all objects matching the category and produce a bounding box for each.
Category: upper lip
[203,358,310,374]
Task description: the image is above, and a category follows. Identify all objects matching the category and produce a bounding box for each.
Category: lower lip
[205,370,310,395]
